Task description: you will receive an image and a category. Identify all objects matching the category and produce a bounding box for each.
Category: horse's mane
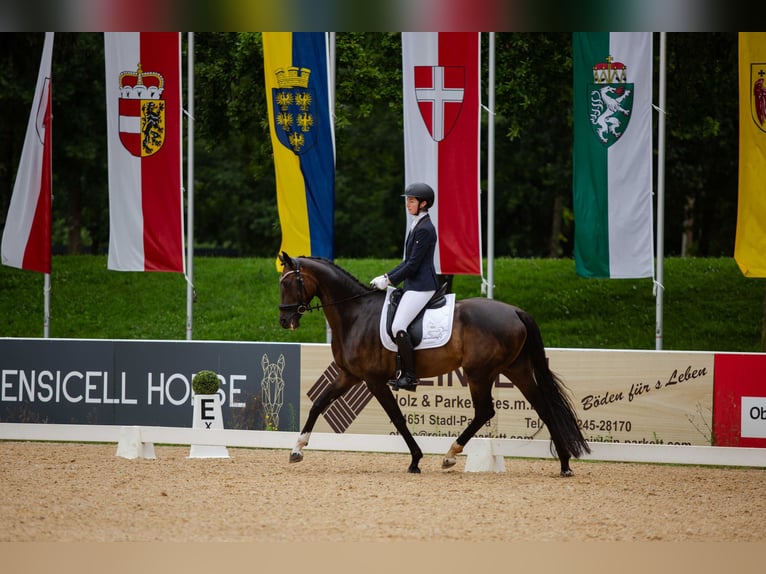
[300,256,374,293]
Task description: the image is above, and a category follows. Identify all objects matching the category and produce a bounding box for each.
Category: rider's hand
[370,275,389,290]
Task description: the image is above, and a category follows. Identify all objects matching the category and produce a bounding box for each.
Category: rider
[370,182,438,392]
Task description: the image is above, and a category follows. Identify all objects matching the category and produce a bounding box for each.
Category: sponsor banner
[713,352,766,447]
[300,346,715,446]
[0,339,301,432]
[741,397,766,438]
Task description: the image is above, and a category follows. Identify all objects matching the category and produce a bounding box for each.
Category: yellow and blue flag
[263,32,335,269]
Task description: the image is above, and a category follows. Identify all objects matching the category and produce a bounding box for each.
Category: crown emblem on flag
[119,63,165,100]
[587,55,634,147]
[275,67,311,88]
[272,66,317,155]
[592,55,627,84]
[117,63,167,157]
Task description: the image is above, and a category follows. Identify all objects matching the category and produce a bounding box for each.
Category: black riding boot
[388,330,418,392]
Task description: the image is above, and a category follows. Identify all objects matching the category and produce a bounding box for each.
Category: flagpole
[45,60,53,338]
[44,112,51,336]
[186,32,195,340]
[326,32,336,344]
[655,32,667,350]
[486,32,496,299]
[44,273,50,337]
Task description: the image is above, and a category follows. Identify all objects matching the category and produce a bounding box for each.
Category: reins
[279,261,376,315]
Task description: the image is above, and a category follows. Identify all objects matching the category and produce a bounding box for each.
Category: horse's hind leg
[505,364,573,477]
[442,379,496,469]
[289,371,360,464]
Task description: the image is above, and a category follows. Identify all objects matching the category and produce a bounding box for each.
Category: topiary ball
[192,370,221,395]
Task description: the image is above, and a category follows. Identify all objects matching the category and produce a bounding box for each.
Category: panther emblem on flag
[272,66,318,155]
[414,65,465,142]
[117,64,166,157]
[750,63,766,134]
[587,56,634,148]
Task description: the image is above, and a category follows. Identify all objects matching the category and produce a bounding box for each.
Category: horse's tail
[517,309,591,458]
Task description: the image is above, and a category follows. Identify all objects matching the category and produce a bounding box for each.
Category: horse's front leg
[366,381,423,473]
[289,372,359,464]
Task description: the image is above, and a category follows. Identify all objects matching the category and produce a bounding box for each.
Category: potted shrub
[189,370,229,458]
[192,370,220,395]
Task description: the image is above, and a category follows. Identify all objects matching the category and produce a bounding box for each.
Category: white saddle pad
[378,286,456,351]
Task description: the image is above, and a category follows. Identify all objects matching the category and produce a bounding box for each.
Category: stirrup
[387,375,418,392]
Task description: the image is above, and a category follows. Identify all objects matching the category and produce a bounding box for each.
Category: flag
[402,32,481,276]
[104,32,184,272]
[263,32,335,269]
[1,32,54,274]
[735,32,766,277]
[573,32,654,279]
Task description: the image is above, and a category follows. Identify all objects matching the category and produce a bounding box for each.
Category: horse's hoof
[560,469,574,477]
[441,457,457,469]
[289,451,304,464]
[407,466,421,474]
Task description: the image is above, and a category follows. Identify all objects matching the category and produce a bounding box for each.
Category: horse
[277,252,590,476]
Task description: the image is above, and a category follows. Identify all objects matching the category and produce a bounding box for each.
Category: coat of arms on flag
[750,63,766,133]
[117,64,166,157]
[272,66,317,155]
[414,65,465,142]
[587,56,634,147]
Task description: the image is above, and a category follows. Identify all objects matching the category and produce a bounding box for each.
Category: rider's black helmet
[402,182,435,210]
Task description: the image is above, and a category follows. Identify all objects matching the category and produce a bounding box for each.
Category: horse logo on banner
[587,55,634,147]
[117,64,166,157]
[261,354,285,430]
[750,63,766,134]
[414,65,465,142]
[272,66,318,155]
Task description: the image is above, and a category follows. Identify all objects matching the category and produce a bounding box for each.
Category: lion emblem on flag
[117,64,166,157]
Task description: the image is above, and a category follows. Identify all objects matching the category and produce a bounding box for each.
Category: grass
[0,255,764,352]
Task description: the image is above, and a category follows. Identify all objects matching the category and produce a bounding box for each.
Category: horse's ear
[279,251,293,269]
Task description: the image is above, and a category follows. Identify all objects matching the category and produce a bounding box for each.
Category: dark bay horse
[277,252,590,476]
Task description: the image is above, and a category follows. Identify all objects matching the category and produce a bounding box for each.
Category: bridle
[278,259,374,316]
[278,260,318,315]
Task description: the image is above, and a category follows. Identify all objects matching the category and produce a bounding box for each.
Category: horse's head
[277,252,317,330]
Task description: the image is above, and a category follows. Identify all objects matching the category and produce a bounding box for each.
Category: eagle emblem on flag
[117,64,166,157]
[272,66,318,155]
[414,65,465,142]
[750,63,766,134]
[587,56,634,148]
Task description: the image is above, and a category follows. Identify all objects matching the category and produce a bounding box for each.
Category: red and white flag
[402,32,481,275]
[1,32,54,274]
[104,32,184,272]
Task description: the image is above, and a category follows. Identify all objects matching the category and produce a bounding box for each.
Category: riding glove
[370,275,389,290]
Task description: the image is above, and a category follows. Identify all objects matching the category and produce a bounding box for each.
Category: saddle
[385,282,449,346]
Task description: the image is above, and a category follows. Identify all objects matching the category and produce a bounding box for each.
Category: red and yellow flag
[104,32,184,272]
[735,32,766,277]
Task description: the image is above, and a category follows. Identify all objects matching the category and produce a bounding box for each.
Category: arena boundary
[1,422,765,468]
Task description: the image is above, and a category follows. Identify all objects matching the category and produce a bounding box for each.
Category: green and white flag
[573,32,654,278]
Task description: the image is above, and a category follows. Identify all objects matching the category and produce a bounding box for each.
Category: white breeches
[391,290,436,335]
